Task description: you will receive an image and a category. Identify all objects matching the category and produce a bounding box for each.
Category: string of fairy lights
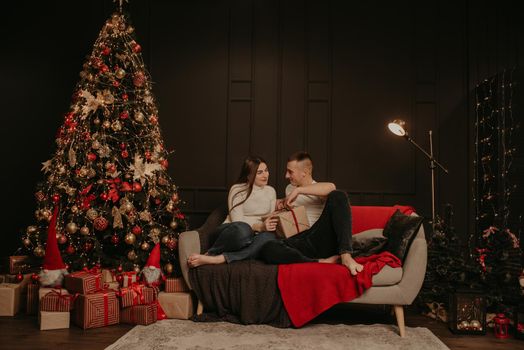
[21,13,186,273]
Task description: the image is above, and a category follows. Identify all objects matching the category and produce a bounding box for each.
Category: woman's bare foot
[318,255,340,264]
[340,253,364,275]
[187,253,226,268]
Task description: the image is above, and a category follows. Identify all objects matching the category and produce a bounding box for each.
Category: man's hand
[275,199,286,211]
[284,187,301,208]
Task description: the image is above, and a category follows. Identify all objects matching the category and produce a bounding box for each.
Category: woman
[187,156,278,267]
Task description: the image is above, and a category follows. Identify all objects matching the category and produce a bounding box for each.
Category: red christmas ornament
[111,234,120,245]
[100,193,109,201]
[161,159,169,169]
[83,132,91,141]
[108,164,117,173]
[16,273,23,282]
[52,194,60,203]
[120,142,127,150]
[132,182,142,192]
[84,241,94,252]
[100,64,109,73]
[87,153,97,162]
[65,264,70,271]
[94,216,109,231]
[112,80,120,87]
[117,265,123,273]
[121,150,129,159]
[167,239,178,250]
[31,273,39,282]
[133,72,145,87]
[116,274,124,283]
[66,245,75,255]
[57,234,68,245]
[121,181,132,192]
[121,94,129,102]
[154,198,162,205]
[101,46,111,56]
[145,151,152,160]
[149,115,158,124]
[132,43,142,53]
[132,226,142,235]
[120,110,129,119]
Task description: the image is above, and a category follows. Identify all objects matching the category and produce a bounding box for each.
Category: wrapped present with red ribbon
[120,303,157,325]
[65,268,102,294]
[101,269,117,283]
[165,277,189,293]
[157,292,194,319]
[119,283,158,308]
[119,271,138,287]
[73,290,119,329]
[262,206,310,238]
[26,283,40,315]
[40,289,76,312]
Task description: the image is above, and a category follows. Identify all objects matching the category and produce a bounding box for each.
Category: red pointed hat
[43,206,66,270]
[145,244,161,268]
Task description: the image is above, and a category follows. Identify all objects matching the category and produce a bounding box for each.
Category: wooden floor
[0,305,523,350]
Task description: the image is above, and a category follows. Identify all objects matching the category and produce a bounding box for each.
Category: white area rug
[105,319,450,350]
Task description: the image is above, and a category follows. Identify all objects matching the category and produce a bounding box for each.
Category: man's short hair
[288,151,313,173]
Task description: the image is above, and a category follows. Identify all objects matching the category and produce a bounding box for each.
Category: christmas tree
[20,12,187,276]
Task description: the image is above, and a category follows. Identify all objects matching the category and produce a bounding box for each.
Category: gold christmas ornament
[470,320,481,330]
[57,165,66,175]
[71,205,79,213]
[116,68,126,79]
[26,225,38,235]
[169,220,178,230]
[140,241,150,251]
[86,208,99,220]
[161,235,170,245]
[125,233,136,245]
[92,140,101,149]
[111,120,122,131]
[134,111,144,122]
[102,120,111,129]
[22,238,32,247]
[80,226,90,235]
[127,250,137,260]
[93,118,101,126]
[41,209,52,221]
[164,263,174,274]
[33,246,45,257]
[66,222,79,234]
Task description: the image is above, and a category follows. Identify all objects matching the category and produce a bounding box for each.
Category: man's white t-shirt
[285,181,326,226]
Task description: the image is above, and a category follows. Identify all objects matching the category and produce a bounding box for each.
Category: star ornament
[129,154,163,185]
[41,160,52,173]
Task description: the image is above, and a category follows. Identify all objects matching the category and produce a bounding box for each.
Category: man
[260,151,363,275]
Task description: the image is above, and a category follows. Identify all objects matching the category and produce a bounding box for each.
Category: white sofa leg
[196,300,204,315]
[393,305,406,337]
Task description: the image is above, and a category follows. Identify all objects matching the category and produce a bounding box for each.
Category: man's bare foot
[318,255,340,264]
[187,253,226,268]
[340,253,364,275]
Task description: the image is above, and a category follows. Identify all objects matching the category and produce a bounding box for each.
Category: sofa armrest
[396,224,427,304]
[178,230,201,290]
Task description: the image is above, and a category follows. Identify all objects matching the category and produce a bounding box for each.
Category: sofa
[178,204,427,337]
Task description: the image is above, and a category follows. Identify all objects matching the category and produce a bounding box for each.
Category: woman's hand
[263,216,278,231]
[275,199,286,210]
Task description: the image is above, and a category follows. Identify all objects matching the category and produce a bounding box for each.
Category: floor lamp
[388,119,449,228]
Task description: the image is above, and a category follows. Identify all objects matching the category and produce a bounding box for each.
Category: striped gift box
[119,271,137,287]
[26,283,39,315]
[119,284,157,308]
[74,290,119,329]
[165,277,189,293]
[40,289,74,312]
[65,270,102,294]
[120,304,157,325]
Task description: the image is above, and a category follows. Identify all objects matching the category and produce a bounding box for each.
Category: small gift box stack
[0,257,34,317]
[38,287,73,330]
[118,283,159,325]
[158,276,194,320]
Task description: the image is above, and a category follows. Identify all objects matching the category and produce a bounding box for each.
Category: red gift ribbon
[289,209,300,233]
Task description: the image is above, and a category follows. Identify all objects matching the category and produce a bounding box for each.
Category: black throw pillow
[383,209,424,262]
[353,236,388,257]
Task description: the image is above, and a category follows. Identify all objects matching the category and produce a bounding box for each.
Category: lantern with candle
[449,289,487,335]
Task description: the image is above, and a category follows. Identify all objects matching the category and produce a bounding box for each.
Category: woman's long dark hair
[229,155,267,212]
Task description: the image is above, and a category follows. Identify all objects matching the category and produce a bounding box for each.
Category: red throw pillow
[351,205,415,234]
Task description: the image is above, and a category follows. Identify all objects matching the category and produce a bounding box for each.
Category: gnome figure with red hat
[39,206,69,287]
[142,243,163,286]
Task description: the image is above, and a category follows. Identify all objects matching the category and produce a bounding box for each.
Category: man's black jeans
[260,190,352,264]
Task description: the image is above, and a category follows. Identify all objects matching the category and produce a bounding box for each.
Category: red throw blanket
[277,251,402,327]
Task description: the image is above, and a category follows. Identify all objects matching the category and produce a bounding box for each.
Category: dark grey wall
[1,0,523,258]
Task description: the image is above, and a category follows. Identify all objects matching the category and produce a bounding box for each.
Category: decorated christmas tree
[20,11,187,277]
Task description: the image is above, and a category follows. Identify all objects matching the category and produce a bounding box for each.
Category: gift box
[39,287,70,301]
[120,304,157,325]
[157,292,193,319]
[39,311,70,330]
[101,269,117,283]
[8,256,39,274]
[269,206,310,238]
[165,277,189,293]
[104,281,120,290]
[40,289,74,312]
[74,290,119,329]
[0,283,22,316]
[119,271,137,287]
[26,283,40,315]
[119,284,158,308]
[65,270,102,294]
